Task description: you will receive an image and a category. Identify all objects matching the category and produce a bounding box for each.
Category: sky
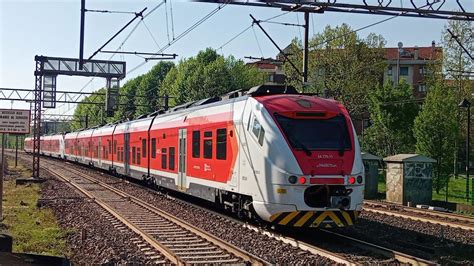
[1,0,472,116]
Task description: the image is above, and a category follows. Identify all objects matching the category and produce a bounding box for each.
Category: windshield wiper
[289,135,312,156]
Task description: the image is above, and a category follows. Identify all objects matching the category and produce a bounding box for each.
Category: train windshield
[275,114,352,151]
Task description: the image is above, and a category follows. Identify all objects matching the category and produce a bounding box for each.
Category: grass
[1,158,69,257]
[377,170,473,205]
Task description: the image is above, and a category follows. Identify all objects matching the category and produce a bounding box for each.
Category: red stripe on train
[310,177,345,185]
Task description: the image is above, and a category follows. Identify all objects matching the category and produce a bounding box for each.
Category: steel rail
[364,200,474,224]
[10,152,439,265]
[363,203,474,232]
[42,167,178,264]
[319,229,437,266]
[41,159,267,265]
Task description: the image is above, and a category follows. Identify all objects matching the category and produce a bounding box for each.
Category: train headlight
[357,175,363,184]
[288,175,297,184]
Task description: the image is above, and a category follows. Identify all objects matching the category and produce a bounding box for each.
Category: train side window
[137,148,141,164]
[132,147,136,164]
[258,127,265,146]
[169,147,175,170]
[252,117,265,146]
[113,140,117,154]
[108,140,112,154]
[161,148,167,169]
[142,139,146,158]
[204,140,212,159]
[151,138,156,158]
[192,131,200,158]
[216,128,227,160]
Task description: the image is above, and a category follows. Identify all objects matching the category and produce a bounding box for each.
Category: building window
[161,148,167,169]
[216,128,227,160]
[387,66,392,75]
[419,66,427,74]
[192,131,200,158]
[267,74,274,82]
[400,66,409,76]
[142,139,146,158]
[169,147,175,170]
[418,84,427,92]
[151,138,156,158]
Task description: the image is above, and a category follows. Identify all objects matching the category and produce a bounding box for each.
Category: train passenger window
[169,147,175,170]
[151,138,156,158]
[204,139,212,159]
[252,117,265,146]
[216,129,227,160]
[132,147,136,164]
[108,140,112,154]
[137,148,141,164]
[192,131,200,158]
[258,127,265,146]
[161,148,167,169]
[113,140,117,154]
[142,139,147,158]
[204,131,212,138]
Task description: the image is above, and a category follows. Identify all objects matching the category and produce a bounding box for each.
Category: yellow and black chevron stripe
[269,210,359,228]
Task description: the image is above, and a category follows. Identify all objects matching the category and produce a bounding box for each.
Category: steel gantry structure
[199,0,473,84]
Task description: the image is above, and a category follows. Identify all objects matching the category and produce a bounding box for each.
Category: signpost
[0,109,30,220]
[0,109,31,134]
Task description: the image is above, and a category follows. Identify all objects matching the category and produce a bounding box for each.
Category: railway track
[39,159,267,265]
[11,152,440,265]
[364,200,474,231]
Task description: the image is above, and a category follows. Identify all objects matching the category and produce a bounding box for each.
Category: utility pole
[15,135,18,168]
[0,133,5,220]
[302,11,310,88]
[79,0,86,69]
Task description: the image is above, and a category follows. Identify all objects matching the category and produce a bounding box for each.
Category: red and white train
[25,85,364,228]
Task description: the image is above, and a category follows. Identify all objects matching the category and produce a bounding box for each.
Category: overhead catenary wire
[142,20,162,50]
[216,6,306,52]
[85,9,136,15]
[170,0,175,40]
[46,1,167,117]
[252,26,265,58]
[127,2,228,75]
[164,0,171,43]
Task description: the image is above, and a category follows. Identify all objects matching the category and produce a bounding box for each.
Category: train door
[98,137,102,167]
[178,128,187,190]
[124,132,130,175]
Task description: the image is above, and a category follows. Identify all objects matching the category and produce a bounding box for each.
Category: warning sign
[0,109,30,134]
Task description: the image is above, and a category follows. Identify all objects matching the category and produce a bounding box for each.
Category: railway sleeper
[180,254,233,260]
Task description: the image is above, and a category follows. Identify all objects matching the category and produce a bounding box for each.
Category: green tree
[414,84,458,193]
[283,24,386,117]
[134,61,175,117]
[113,75,143,121]
[362,81,419,157]
[442,19,473,102]
[161,48,264,106]
[441,19,473,178]
[71,88,107,130]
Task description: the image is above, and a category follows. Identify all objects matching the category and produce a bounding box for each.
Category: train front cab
[244,94,364,228]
